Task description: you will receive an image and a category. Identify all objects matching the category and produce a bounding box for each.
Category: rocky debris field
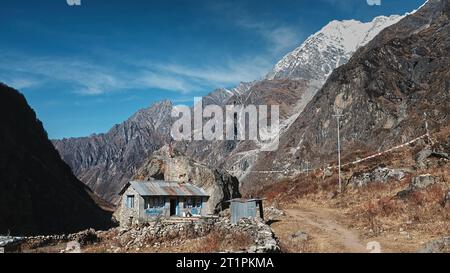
[264,207,286,221]
[23,228,100,251]
[349,167,410,188]
[20,217,280,253]
[418,237,450,253]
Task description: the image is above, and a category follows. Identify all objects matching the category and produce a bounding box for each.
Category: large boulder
[418,237,450,253]
[349,167,408,187]
[396,174,438,198]
[134,145,241,214]
[410,174,437,190]
[415,147,450,169]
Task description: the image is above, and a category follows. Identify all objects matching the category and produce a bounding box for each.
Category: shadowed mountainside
[0,84,112,236]
[53,101,174,203]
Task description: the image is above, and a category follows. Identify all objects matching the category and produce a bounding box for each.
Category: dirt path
[271,206,368,253]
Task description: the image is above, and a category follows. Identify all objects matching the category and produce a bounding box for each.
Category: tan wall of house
[118,187,140,227]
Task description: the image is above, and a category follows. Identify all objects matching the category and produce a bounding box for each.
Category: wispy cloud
[236,19,301,56]
[0,54,121,94]
[0,50,275,96]
[0,76,40,90]
[133,71,195,94]
[0,52,201,95]
[150,56,272,86]
[0,2,303,96]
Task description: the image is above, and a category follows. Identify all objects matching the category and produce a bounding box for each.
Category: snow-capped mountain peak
[266,14,404,82]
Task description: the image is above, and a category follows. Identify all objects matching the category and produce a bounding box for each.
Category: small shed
[118,180,209,226]
[228,198,264,224]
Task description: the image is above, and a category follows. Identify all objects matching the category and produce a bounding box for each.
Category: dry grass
[191,231,253,253]
[276,170,449,252]
[147,230,253,253]
[260,131,450,252]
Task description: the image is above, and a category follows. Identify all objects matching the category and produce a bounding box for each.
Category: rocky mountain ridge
[53,100,174,203]
[243,0,450,193]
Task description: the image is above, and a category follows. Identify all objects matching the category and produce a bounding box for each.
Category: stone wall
[117,187,140,227]
[110,217,280,253]
[22,217,280,253]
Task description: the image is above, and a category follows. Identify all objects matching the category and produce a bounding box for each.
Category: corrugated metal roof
[227,198,263,203]
[128,180,209,197]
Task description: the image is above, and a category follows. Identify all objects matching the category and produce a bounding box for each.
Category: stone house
[118,180,209,226]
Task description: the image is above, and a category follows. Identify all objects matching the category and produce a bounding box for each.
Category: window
[144,197,151,209]
[126,195,134,208]
[144,197,165,209]
[183,198,202,208]
[194,198,202,208]
[184,198,193,208]
[158,197,165,207]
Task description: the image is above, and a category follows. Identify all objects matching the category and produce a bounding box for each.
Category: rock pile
[415,147,449,169]
[242,219,280,253]
[349,167,409,187]
[264,207,286,221]
[24,228,99,249]
[110,217,280,253]
[396,174,438,198]
[22,217,280,253]
[410,174,438,190]
[418,237,450,253]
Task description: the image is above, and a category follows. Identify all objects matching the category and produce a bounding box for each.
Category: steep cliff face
[175,79,310,179]
[244,0,450,193]
[0,84,112,236]
[53,101,174,203]
[134,145,241,214]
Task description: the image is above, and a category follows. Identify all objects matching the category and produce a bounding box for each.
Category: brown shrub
[226,232,252,250]
[377,197,398,217]
[363,201,380,233]
[426,184,446,204]
[198,230,252,253]
[201,231,221,253]
[409,191,426,206]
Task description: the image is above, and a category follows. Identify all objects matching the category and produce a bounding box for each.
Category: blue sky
[0,0,425,139]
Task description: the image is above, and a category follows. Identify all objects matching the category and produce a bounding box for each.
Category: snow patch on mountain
[226,14,405,182]
[266,15,404,82]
